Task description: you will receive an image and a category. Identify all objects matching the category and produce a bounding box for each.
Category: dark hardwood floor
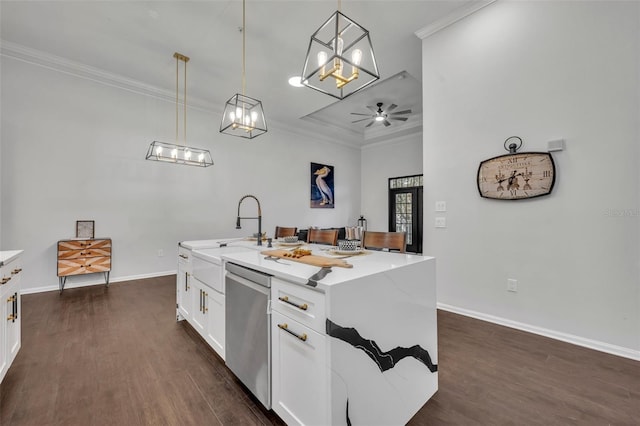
[1,276,638,425]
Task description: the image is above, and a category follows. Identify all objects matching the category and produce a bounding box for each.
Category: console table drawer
[58,239,111,251]
[57,257,111,277]
[57,248,111,259]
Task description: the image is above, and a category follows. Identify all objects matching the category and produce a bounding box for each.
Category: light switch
[435,217,446,228]
[435,201,447,212]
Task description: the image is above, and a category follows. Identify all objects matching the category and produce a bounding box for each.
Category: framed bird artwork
[310,162,335,208]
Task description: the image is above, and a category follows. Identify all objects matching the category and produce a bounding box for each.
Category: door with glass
[388,175,423,253]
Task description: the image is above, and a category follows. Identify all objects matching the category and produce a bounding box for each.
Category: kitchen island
[178,239,437,425]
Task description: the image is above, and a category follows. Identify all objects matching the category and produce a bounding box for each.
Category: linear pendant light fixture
[301,0,379,100]
[220,0,267,139]
[146,53,214,167]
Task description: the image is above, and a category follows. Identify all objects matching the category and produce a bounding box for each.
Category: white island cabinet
[222,248,438,426]
[1,250,23,384]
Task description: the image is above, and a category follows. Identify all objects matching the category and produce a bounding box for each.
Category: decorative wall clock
[477,136,556,200]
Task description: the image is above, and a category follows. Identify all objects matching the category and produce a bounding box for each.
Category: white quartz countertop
[221,246,432,290]
[0,250,23,267]
[183,238,432,290]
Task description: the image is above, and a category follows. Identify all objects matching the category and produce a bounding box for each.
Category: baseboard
[22,270,177,295]
[437,303,640,362]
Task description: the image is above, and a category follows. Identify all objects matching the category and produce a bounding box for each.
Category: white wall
[0,55,361,292]
[361,134,422,232]
[421,1,639,356]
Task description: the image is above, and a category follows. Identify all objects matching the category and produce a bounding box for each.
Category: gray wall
[420,1,639,357]
[0,55,362,292]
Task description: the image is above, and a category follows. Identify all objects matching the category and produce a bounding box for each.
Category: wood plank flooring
[1,275,638,425]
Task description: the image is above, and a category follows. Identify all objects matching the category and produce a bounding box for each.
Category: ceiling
[0,0,471,147]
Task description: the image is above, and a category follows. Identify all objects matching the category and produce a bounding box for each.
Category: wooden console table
[57,238,111,293]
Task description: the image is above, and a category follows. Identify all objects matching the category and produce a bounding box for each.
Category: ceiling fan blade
[385,104,398,113]
[389,117,408,121]
[366,105,378,113]
[383,119,391,127]
[365,121,375,128]
[390,109,412,115]
[350,112,372,116]
[352,117,372,123]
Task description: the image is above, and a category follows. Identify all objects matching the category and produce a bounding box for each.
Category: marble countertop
[184,238,432,290]
[0,250,23,267]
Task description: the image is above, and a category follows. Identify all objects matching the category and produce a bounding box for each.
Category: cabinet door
[0,291,7,382]
[190,278,207,338]
[205,289,225,360]
[177,269,193,322]
[272,310,328,426]
[5,289,20,366]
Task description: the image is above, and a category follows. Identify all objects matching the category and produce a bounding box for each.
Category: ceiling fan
[351,102,412,127]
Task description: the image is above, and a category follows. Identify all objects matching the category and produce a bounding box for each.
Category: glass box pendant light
[301,0,380,100]
[146,53,214,167]
[220,0,267,139]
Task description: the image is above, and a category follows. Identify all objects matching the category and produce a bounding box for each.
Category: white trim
[437,303,640,362]
[21,270,177,295]
[415,0,498,40]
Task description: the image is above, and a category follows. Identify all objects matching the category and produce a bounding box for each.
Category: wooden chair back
[274,226,298,238]
[362,231,407,253]
[307,228,339,246]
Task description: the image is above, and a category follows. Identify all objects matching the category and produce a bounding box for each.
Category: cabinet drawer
[58,239,111,251]
[58,256,111,277]
[1,257,22,291]
[272,278,325,334]
[57,248,111,259]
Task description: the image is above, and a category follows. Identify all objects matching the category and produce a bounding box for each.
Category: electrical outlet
[435,201,447,212]
[158,249,164,257]
[435,217,446,228]
[507,278,517,292]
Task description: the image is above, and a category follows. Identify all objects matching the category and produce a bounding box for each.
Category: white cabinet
[271,279,328,426]
[206,288,225,359]
[1,252,22,383]
[191,276,225,360]
[177,246,194,322]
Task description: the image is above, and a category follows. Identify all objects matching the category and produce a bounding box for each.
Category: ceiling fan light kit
[146,52,214,167]
[301,7,379,100]
[220,0,267,139]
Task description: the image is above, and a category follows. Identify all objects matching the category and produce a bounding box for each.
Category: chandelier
[220,0,267,139]
[301,0,379,100]
[146,53,214,167]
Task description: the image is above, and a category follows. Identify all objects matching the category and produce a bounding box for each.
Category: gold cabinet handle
[7,295,16,303]
[7,314,16,321]
[278,296,308,311]
[179,254,188,259]
[277,323,308,342]
[11,268,22,275]
[204,292,208,312]
[1,277,11,285]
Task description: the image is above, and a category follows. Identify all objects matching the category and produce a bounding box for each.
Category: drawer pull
[7,314,16,321]
[277,323,308,342]
[278,296,308,311]
[7,295,16,303]
[1,277,11,284]
[11,268,22,275]
[179,254,189,259]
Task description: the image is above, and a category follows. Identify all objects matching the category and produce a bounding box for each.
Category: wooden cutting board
[260,249,353,268]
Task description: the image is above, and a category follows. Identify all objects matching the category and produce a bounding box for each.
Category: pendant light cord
[174,54,189,144]
[242,0,246,95]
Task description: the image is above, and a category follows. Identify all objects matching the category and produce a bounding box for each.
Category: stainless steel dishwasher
[225,262,272,409]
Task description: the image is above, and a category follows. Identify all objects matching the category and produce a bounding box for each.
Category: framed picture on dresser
[76,220,95,239]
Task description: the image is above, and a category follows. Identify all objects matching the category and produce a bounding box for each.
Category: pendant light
[220,0,267,139]
[301,0,380,100]
[146,53,214,167]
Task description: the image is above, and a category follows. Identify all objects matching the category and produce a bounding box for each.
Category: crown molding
[414,0,498,40]
[0,39,221,114]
